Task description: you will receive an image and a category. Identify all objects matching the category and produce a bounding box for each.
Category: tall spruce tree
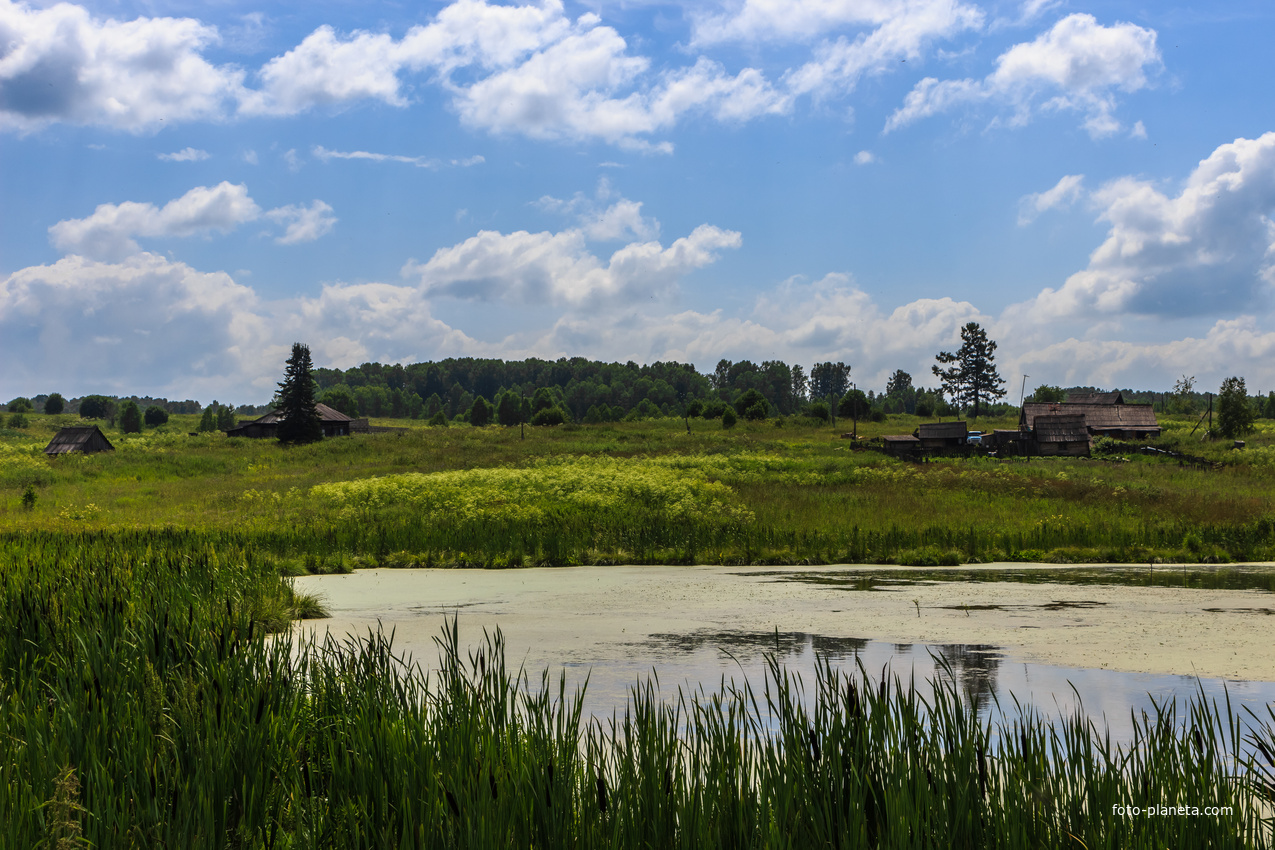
[932,322,1006,418]
[277,343,323,444]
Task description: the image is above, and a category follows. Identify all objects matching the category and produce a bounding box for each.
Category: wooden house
[1020,402,1159,440]
[44,425,115,456]
[227,403,353,439]
[1032,414,1091,456]
[915,421,968,450]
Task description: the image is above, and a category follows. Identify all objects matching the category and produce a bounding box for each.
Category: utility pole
[851,382,857,440]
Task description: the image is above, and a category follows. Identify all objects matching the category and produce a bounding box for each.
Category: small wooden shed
[881,434,921,457]
[915,421,967,450]
[45,425,115,456]
[1032,414,1091,456]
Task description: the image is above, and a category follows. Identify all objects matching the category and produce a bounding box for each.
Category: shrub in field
[701,399,727,419]
[532,406,565,426]
[722,407,737,428]
[470,396,493,426]
[734,389,768,417]
[6,413,27,429]
[119,399,142,434]
[143,405,169,427]
[428,410,449,427]
[806,401,830,421]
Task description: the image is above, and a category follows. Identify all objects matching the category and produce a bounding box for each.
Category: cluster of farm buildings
[880,391,1161,458]
[43,393,1159,458]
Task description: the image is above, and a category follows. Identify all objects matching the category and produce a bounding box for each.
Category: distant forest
[15,356,1274,425]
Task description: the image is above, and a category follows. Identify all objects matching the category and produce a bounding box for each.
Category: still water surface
[293,565,1275,745]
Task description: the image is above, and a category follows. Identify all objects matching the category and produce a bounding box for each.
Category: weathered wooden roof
[1066,391,1125,405]
[917,421,967,440]
[882,434,921,443]
[245,403,351,426]
[44,425,114,455]
[1034,414,1090,443]
[314,403,352,422]
[1021,403,1159,431]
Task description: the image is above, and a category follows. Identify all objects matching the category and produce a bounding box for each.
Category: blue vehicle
[966,431,983,445]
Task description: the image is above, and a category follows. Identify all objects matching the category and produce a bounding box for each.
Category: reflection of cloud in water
[931,644,1002,712]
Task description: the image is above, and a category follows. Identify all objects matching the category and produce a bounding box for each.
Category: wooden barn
[1032,414,1091,456]
[915,421,968,450]
[44,425,115,456]
[227,403,353,439]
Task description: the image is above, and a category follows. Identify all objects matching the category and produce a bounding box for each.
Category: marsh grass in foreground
[1,530,1273,847]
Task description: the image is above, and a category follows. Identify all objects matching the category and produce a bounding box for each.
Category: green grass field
[4,411,1275,567]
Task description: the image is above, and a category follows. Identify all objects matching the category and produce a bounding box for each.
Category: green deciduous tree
[78,395,115,422]
[277,343,323,445]
[837,389,870,419]
[1028,384,1066,404]
[44,393,65,415]
[932,322,1006,418]
[144,406,169,427]
[119,400,142,434]
[8,397,33,413]
[1216,376,1255,439]
[721,407,737,428]
[217,405,236,431]
[319,386,360,418]
[809,362,851,400]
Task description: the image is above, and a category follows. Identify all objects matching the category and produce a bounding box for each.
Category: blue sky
[2,0,1274,404]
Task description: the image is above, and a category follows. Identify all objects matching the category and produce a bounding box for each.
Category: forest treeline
[10,356,1275,426]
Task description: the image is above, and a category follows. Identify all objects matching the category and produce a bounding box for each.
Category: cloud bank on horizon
[1,0,1273,402]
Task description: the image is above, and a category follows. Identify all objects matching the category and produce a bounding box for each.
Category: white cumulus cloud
[401,222,740,307]
[0,0,244,132]
[48,183,339,258]
[48,182,263,260]
[1017,173,1085,225]
[1010,132,1275,321]
[267,200,337,245]
[886,13,1161,137]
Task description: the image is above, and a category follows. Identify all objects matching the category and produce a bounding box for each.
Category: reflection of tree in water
[643,631,869,664]
[931,644,1002,711]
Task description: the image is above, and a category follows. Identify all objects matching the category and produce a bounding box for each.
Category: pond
[292,563,1275,744]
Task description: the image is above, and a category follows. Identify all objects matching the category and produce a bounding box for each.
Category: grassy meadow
[4,411,1275,845]
[4,410,1275,568]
